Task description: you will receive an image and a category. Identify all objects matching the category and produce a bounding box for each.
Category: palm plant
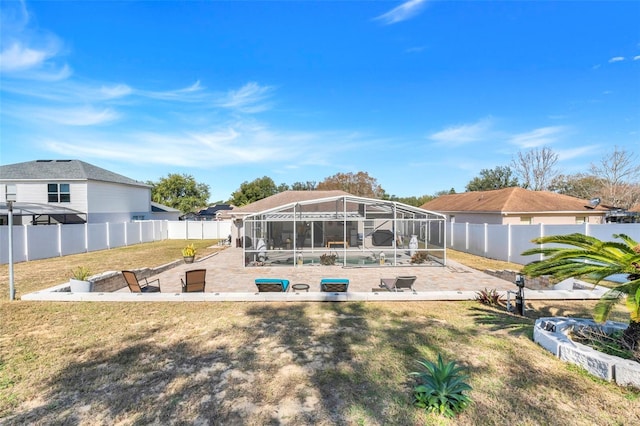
[522,233,640,349]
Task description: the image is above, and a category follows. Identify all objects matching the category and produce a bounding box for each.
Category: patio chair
[122,270,161,293]
[182,269,207,292]
[255,278,290,292]
[320,278,349,292]
[380,276,417,292]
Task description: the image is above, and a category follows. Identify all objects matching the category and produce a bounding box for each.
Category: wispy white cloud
[138,81,205,102]
[405,46,426,53]
[429,118,495,145]
[374,0,428,26]
[608,56,624,63]
[508,126,566,148]
[634,55,640,61]
[100,84,133,99]
[216,82,275,113]
[0,42,49,72]
[41,106,120,126]
[40,121,365,168]
[555,145,599,161]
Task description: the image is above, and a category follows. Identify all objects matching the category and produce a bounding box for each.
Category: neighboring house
[180,204,234,221]
[420,187,608,225]
[229,190,351,241]
[0,159,179,224]
[151,202,182,221]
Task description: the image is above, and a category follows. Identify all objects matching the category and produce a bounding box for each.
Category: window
[132,215,145,221]
[520,216,532,224]
[48,183,70,203]
[576,216,588,224]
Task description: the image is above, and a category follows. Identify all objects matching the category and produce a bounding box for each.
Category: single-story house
[420,187,608,225]
[180,204,234,221]
[0,159,179,225]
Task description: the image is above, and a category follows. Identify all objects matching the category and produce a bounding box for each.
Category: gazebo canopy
[0,202,87,225]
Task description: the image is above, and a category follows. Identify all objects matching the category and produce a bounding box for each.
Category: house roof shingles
[231,190,351,215]
[0,160,149,187]
[421,187,607,213]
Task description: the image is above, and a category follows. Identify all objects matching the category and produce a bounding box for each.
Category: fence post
[484,223,488,255]
[507,223,512,262]
[465,222,469,251]
[539,223,545,261]
[57,223,62,257]
[23,225,29,261]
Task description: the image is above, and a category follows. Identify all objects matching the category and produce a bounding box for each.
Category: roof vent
[36,160,53,162]
[585,197,601,209]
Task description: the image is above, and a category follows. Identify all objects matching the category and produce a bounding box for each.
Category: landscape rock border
[534,317,640,389]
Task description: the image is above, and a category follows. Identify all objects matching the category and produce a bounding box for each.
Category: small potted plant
[70,266,93,292]
[182,243,196,264]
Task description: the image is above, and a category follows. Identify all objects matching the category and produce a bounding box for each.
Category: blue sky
[1,0,638,203]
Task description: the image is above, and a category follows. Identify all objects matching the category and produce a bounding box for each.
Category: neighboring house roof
[420,187,608,213]
[151,202,181,213]
[231,190,352,215]
[198,204,234,216]
[0,159,149,188]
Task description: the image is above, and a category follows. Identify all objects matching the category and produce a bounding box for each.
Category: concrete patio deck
[22,246,611,302]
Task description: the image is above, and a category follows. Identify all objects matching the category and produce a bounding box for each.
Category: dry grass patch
[0,239,220,296]
[1,243,639,424]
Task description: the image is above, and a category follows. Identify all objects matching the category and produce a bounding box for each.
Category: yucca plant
[522,233,640,349]
[410,354,472,417]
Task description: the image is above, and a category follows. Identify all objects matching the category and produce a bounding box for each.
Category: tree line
[148,146,639,213]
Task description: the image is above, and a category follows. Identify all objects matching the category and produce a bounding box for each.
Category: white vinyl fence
[2,219,638,265]
[0,220,233,264]
[448,222,640,265]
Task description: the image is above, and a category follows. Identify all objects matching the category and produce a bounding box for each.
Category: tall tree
[590,146,640,209]
[317,171,385,198]
[465,166,518,192]
[511,146,559,191]
[148,173,210,213]
[384,194,435,207]
[290,181,317,191]
[549,173,604,200]
[229,176,278,206]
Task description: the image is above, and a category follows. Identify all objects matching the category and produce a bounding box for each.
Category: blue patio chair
[320,278,349,292]
[255,278,290,292]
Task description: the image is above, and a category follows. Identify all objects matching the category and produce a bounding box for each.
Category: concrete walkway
[22,247,610,302]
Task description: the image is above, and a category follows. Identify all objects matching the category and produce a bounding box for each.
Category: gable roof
[231,190,352,215]
[198,204,234,216]
[420,187,608,213]
[0,160,149,188]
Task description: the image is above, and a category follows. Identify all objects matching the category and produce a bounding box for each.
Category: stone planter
[183,256,195,264]
[69,279,93,292]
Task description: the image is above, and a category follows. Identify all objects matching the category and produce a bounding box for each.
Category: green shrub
[70,266,92,280]
[410,354,472,417]
[320,253,337,265]
[410,251,429,264]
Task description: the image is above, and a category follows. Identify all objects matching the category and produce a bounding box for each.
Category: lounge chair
[122,270,161,293]
[182,269,207,292]
[380,276,417,292]
[255,278,290,292]
[320,278,349,292]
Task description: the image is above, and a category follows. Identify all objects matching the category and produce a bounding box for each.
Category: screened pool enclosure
[242,195,446,267]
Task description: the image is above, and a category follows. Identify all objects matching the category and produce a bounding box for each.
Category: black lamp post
[514,273,525,316]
